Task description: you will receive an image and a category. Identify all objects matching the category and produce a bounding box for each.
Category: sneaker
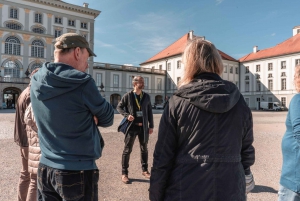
[142,171,151,179]
[121,175,129,184]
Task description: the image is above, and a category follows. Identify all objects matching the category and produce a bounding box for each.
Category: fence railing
[93,62,166,75]
[0,77,30,84]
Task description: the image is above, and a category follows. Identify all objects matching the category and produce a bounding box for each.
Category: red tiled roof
[239,33,300,62]
[140,32,237,65]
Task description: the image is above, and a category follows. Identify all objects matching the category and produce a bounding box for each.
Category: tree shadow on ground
[129,178,150,184]
[251,185,277,194]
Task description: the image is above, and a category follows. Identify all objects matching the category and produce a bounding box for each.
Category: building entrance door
[3,88,20,109]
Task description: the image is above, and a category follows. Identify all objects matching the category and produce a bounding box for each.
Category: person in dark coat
[149,38,255,201]
[117,76,154,184]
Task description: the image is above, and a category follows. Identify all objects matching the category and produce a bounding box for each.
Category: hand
[93,116,98,125]
[149,128,153,134]
[127,115,134,121]
[245,172,255,194]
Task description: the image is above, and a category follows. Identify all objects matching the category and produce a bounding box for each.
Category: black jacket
[117,90,154,143]
[150,73,255,201]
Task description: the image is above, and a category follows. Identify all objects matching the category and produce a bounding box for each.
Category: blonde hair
[179,37,223,87]
[294,65,300,92]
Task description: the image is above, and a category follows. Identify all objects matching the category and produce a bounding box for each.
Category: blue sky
[64,0,300,66]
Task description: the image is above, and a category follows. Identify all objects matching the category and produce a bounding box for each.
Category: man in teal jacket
[30,33,114,201]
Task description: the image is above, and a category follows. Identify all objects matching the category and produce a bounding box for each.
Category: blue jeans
[37,163,99,201]
[278,185,300,201]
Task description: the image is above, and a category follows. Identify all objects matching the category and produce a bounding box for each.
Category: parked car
[154,103,164,109]
[260,102,285,111]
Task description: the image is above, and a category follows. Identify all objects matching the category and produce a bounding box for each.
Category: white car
[154,103,164,109]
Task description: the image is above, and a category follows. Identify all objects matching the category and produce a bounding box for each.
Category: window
[5,36,21,55]
[167,63,171,71]
[177,77,181,84]
[159,65,162,70]
[31,40,44,58]
[30,62,42,72]
[96,73,102,86]
[281,61,286,69]
[157,78,162,90]
[35,13,43,23]
[177,60,181,69]
[32,27,44,34]
[81,22,87,29]
[167,78,172,90]
[256,65,260,72]
[256,81,261,91]
[268,79,273,91]
[55,17,62,24]
[281,72,286,77]
[281,97,286,107]
[255,74,260,79]
[3,60,20,78]
[245,81,249,92]
[296,59,300,66]
[113,74,119,87]
[268,97,273,102]
[224,66,227,73]
[268,73,273,78]
[55,30,62,38]
[235,67,238,74]
[245,76,249,80]
[230,67,233,74]
[144,77,149,89]
[68,20,75,26]
[268,63,273,71]
[10,8,18,19]
[6,22,22,30]
[245,66,249,73]
[281,78,286,90]
[245,98,249,107]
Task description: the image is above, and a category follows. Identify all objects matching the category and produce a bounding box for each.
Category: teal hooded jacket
[30,62,114,170]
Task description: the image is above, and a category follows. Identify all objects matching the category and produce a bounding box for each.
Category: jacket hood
[31,62,91,101]
[174,73,240,113]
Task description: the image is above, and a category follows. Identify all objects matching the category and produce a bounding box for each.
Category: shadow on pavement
[251,185,278,194]
[129,178,150,183]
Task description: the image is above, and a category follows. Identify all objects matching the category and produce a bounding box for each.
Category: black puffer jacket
[150,73,255,201]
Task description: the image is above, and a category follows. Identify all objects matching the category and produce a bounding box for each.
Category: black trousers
[122,125,148,175]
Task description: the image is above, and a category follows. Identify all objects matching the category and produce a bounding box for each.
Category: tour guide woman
[149,38,255,201]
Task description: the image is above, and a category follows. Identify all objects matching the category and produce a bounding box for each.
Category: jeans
[18,146,38,201]
[278,185,300,201]
[122,125,148,175]
[37,163,99,201]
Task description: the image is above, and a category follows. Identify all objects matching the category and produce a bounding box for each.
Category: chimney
[253,46,258,53]
[189,30,194,40]
[293,25,300,36]
[83,3,89,8]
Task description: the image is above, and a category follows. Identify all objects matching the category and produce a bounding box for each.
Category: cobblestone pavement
[0,109,285,201]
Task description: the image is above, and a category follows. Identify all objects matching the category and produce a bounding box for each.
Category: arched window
[5,36,21,55]
[30,62,42,72]
[3,60,20,78]
[32,27,45,34]
[31,40,44,58]
[5,22,22,30]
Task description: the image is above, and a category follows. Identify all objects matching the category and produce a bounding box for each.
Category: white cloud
[216,0,224,5]
[271,33,276,36]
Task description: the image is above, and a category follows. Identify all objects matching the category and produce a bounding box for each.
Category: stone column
[47,13,52,35]
[22,34,31,74]
[24,9,30,31]
[88,21,95,75]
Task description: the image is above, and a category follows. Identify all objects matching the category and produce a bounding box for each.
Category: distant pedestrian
[117,75,154,184]
[30,33,114,200]
[149,38,255,201]
[278,64,300,201]
[14,68,39,201]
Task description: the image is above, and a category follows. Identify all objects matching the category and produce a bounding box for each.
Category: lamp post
[164,59,168,103]
[99,82,105,98]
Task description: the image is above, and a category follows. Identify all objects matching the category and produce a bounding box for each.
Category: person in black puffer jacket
[149,38,255,201]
